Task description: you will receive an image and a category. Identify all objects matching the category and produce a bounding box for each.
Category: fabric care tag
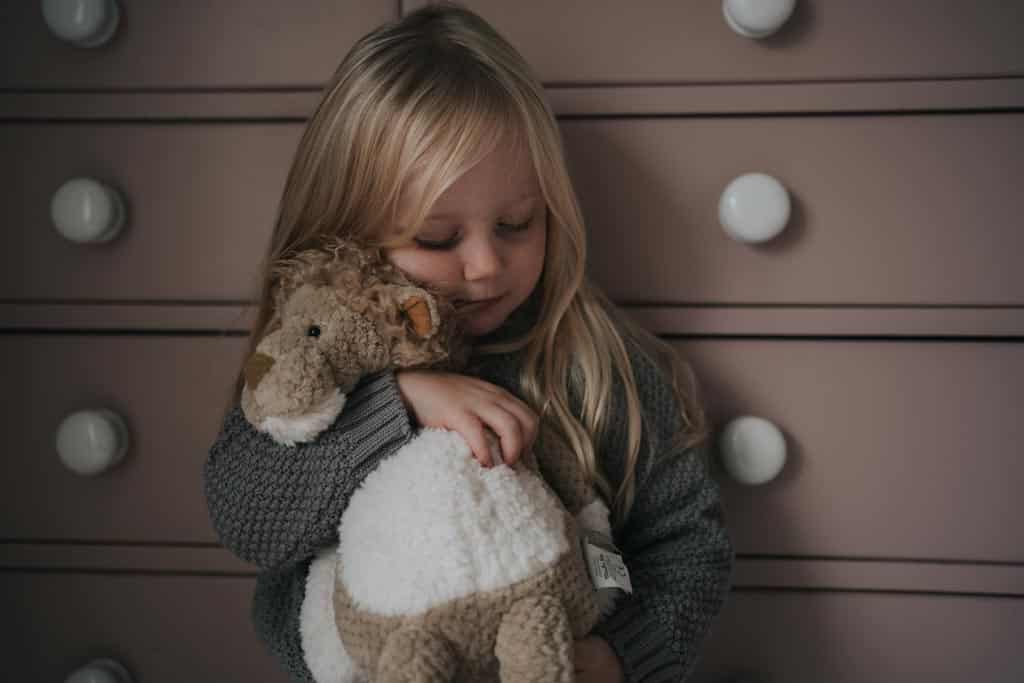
[581,532,633,594]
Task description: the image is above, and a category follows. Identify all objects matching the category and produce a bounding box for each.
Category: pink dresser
[3,1,1023,681]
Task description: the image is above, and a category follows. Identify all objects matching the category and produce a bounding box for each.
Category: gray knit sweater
[203,321,733,682]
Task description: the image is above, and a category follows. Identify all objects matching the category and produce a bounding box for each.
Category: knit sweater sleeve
[202,370,415,571]
[593,344,735,682]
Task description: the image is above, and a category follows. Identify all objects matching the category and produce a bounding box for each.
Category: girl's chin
[456,294,511,336]
[462,316,506,337]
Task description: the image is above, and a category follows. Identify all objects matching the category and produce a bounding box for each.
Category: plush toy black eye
[307,325,321,338]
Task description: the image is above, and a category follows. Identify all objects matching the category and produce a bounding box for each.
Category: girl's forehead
[400,136,541,220]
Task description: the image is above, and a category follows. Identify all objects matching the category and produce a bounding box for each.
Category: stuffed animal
[240,237,617,682]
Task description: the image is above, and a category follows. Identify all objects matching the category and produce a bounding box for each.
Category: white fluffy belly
[337,428,570,617]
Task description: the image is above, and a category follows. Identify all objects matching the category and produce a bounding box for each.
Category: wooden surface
[4,2,1023,680]
[2,573,287,682]
[0,1,396,90]
[567,113,1024,306]
[673,339,1024,562]
[1,335,248,543]
[406,0,1024,84]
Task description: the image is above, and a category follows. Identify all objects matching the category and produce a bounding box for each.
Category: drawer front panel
[4,573,284,682]
[0,2,395,90]
[566,113,1024,305]
[4,123,300,302]
[671,338,1024,562]
[1,334,249,543]
[13,114,1024,305]
[411,0,1024,84]
[696,590,1024,683]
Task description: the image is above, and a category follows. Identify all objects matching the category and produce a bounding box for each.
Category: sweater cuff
[330,370,415,472]
[593,598,685,683]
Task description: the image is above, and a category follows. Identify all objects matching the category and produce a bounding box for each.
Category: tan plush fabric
[333,514,598,681]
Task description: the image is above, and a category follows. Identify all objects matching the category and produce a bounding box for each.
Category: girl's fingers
[471,383,539,454]
[456,417,494,468]
[496,397,539,450]
[475,400,529,465]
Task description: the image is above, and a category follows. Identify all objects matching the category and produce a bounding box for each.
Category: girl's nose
[462,235,503,281]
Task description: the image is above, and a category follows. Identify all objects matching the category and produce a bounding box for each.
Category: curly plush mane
[269,236,465,370]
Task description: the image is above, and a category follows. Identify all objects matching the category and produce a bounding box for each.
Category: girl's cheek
[387,249,461,290]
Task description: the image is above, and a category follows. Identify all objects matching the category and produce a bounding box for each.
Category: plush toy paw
[495,594,574,683]
[376,626,458,683]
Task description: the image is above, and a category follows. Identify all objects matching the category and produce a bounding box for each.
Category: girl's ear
[397,287,440,339]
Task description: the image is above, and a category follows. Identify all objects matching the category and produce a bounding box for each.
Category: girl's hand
[574,636,624,683]
[395,369,538,467]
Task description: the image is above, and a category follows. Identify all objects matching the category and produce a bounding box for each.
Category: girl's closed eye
[414,232,460,251]
[497,218,532,235]
[413,216,534,251]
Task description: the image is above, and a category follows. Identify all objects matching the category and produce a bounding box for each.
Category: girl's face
[386,138,547,337]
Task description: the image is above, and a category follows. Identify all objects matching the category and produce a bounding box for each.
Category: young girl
[204,3,733,681]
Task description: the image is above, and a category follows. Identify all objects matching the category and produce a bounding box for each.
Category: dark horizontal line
[0,116,307,125]
[0,86,323,95]
[0,328,248,336]
[5,110,1021,126]
[661,334,1024,343]
[8,299,1023,309]
[0,567,256,578]
[559,107,1024,121]
[3,73,1021,96]
[0,539,224,548]
[0,299,254,305]
[3,331,1022,342]
[619,302,1024,309]
[546,74,1024,89]
[731,585,1024,599]
[736,554,1024,568]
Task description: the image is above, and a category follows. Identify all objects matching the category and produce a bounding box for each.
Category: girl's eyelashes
[497,219,531,234]
[414,234,460,251]
[412,217,533,251]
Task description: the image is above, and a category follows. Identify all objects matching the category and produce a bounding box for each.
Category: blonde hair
[232,2,708,526]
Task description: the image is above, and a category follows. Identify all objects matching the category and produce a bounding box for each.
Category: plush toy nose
[245,352,275,390]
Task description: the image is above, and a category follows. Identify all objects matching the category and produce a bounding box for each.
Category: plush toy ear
[398,288,440,339]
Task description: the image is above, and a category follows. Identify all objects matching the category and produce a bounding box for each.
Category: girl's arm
[202,370,415,571]
[593,347,735,682]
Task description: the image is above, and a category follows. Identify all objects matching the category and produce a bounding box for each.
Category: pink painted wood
[0,335,249,543]
[0,1,396,90]
[3,123,300,302]
[565,113,1024,305]
[405,0,1024,85]
[673,338,1024,563]
[696,590,1024,682]
[3,77,1023,120]
[4,573,287,682]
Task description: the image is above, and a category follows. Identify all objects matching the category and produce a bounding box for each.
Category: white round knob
[720,415,787,485]
[50,177,127,244]
[42,0,121,47]
[55,409,130,476]
[718,172,791,244]
[722,0,796,39]
[65,659,133,683]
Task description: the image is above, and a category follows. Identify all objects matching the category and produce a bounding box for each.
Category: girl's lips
[455,294,504,311]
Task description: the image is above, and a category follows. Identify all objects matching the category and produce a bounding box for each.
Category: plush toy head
[241,237,464,446]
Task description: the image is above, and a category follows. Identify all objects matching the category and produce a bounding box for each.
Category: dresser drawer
[406,0,1024,85]
[567,113,1024,305]
[4,122,301,302]
[695,590,1024,682]
[671,339,1024,563]
[0,334,248,543]
[0,1,394,90]
[4,572,284,682]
